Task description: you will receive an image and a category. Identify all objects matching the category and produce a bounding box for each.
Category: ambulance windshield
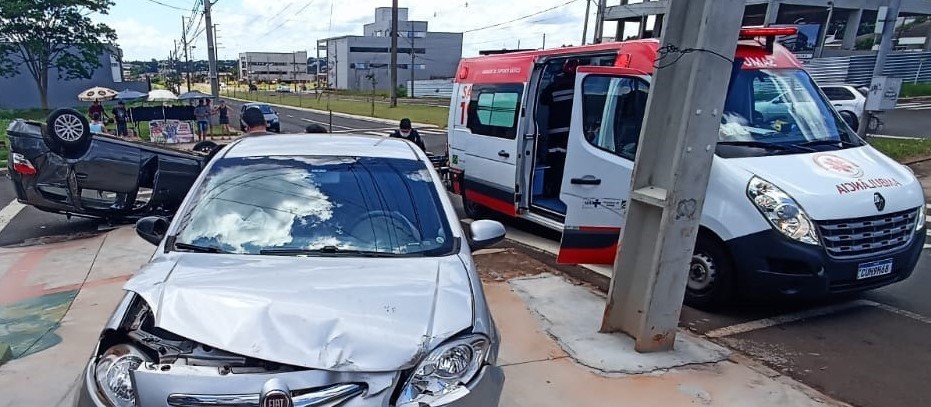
[718,67,864,157]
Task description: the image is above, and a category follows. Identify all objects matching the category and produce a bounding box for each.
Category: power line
[463,0,581,33]
[143,0,191,11]
[257,0,316,39]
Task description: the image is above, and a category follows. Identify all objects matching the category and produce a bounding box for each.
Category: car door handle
[833,104,843,107]
[570,176,601,185]
[498,150,510,158]
[74,172,89,179]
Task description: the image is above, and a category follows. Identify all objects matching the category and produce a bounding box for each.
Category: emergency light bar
[738,27,797,53]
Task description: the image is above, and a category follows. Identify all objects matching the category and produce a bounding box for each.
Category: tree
[0,0,117,109]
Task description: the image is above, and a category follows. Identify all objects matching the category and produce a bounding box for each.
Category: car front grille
[816,208,918,259]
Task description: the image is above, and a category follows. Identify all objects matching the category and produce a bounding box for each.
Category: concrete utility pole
[409,35,415,98]
[204,0,219,97]
[181,17,192,92]
[858,0,900,138]
[582,0,592,45]
[593,0,607,44]
[390,0,399,107]
[600,0,744,352]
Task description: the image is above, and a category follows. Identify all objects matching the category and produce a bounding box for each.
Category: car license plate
[857,259,893,280]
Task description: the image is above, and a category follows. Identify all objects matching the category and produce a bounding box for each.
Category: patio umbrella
[178,90,212,100]
[147,89,178,102]
[115,89,148,101]
[78,86,117,101]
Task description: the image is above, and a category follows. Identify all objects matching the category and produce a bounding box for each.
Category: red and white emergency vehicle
[445,28,925,306]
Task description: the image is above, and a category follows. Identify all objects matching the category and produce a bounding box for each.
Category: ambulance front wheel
[685,233,735,309]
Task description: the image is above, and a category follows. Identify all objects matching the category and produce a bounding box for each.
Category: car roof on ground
[224,133,422,161]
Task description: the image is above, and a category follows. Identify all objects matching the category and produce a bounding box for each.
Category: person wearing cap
[390,118,425,151]
[241,106,272,136]
[111,101,130,137]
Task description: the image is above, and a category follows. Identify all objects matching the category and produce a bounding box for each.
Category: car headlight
[747,177,819,245]
[396,335,489,406]
[94,344,151,407]
[917,204,926,231]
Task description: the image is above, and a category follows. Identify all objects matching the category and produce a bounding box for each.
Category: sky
[95,0,637,61]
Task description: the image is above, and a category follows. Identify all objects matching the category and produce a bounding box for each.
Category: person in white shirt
[89,114,107,134]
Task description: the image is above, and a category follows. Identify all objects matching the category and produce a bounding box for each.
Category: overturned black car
[6,109,218,221]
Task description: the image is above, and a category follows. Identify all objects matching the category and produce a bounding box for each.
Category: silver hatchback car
[76,134,506,407]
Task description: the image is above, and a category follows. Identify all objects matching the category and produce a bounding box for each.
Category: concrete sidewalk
[0,227,844,407]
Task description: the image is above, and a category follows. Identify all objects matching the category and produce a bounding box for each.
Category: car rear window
[174,156,456,256]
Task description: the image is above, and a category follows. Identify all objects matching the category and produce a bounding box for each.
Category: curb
[0,342,12,366]
[221,95,442,129]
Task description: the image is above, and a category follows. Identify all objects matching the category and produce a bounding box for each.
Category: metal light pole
[815,1,835,58]
[916,57,927,84]
[390,0,399,107]
[858,0,901,138]
[582,0,593,45]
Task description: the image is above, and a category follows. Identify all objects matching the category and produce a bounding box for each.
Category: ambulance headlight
[747,177,819,245]
[916,205,926,231]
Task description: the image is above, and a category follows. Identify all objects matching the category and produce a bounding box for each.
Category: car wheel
[192,140,218,153]
[273,125,281,133]
[462,191,489,220]
[839,111,859,131]
[45,108,90,151]
[684,234,735,309]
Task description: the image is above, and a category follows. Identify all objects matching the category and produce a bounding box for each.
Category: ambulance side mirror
[469,220,506,250]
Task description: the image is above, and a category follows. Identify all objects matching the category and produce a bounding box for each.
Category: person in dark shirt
[390,118,426,151]
[215,100,232,134]
[88,100,106,122]
[111,101,129,137]
[241,106,272,136]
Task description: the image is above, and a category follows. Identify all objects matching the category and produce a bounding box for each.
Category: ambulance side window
[468,84,523,139]
[582,75,650,161]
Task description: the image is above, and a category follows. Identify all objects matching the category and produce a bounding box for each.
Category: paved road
[878,101,931,138]
[220,98,449,154]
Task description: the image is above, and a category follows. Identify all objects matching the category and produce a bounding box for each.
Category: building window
[468,84,523,139]
[349,47,426,54]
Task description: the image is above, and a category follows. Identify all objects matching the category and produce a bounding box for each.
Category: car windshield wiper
[797,139,860,148]
[173,242,230,254]
[258,246,405,257]
[717,141,815,152]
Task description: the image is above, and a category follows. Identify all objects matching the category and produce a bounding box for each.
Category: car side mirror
[469,219,506,250]
[136,216,170,246]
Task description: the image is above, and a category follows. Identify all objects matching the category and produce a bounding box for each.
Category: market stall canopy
[178,90,212,100]
[148,89,179,102]
[78,86,117,101]
[115,89,148,101]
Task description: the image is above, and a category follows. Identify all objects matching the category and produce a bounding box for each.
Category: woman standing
[216,100,232,135]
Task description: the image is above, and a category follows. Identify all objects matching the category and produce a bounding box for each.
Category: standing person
[241,106,272,136]
[390,118,426,151]
[111,101,130,137]
[193,99,209,141]
[205,99,215,136]
[215,100,232,135]
[88,100,107,122]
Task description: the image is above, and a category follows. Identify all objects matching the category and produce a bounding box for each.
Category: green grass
[900,83,931,98]
[228,90,451,127]
[870,137,931,162]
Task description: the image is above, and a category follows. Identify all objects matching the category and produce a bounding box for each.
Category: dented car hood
[124,252,474,372]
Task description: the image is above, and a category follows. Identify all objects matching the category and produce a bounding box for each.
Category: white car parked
[819,84,868,130]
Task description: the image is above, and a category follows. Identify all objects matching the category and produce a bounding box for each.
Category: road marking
[872,302,931,325]
[911,106,931,111]
[287,114,294,118]
[299,117,354,130]
[704,300,874,338]
[0,200,26,235]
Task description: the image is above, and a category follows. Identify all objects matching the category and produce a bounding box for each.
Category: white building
[239,51,311,83]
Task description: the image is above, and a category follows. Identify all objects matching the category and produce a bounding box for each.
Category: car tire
[192,140,218,153]
[45,108,91,151]
[684,233,735,310]
[462,191,489,220]
[839,111,859,132]
[272,125,281,133]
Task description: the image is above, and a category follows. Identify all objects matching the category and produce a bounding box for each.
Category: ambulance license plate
[856,259,893,280]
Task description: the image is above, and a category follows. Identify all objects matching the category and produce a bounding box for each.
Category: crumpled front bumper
[75,357,504,407]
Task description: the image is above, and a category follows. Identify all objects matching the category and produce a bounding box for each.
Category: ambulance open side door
[557,66,651,265]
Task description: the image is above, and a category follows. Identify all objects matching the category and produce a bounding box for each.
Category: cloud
[108,0,601,60]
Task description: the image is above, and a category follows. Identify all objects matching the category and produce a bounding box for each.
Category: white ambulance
[445,28,926,307]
